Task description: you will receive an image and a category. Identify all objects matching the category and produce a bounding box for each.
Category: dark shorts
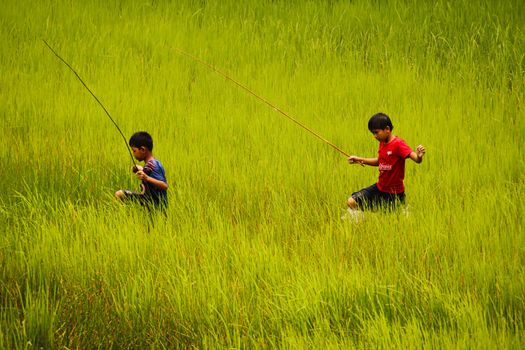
[122,190,148,203]
[122,190,167,210]
[351,183,405,211]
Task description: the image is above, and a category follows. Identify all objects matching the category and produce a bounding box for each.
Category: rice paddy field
[1,0,524,348]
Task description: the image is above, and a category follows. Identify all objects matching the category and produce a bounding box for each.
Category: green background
[1,0,524,348]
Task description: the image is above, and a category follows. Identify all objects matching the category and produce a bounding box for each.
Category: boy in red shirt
[346,113,425,214]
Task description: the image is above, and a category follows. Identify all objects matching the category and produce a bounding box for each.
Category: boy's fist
[135,170,148,181]
[416,145,426,158]
[348,156,365,166]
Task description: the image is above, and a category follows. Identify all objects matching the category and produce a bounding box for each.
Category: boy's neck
[143,153,154,163]
[385,134,394,144]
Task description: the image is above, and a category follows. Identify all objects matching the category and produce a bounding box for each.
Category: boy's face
[131,146,147,161]
[370,127,391,142]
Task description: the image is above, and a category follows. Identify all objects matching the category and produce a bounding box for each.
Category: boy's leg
[115,190,125,200]
[347,196,358,209]
[379,192,406,211]
[348,184,381,210]
[344,187,371,222]
[115,189,146,204]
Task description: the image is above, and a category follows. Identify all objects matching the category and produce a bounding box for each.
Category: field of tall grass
[1,0,524,348]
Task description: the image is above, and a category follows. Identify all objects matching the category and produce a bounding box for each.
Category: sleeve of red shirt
[397,139,413,159]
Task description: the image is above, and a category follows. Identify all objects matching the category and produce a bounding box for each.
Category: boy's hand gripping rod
[43,40,138,170]
[173,48,351,159]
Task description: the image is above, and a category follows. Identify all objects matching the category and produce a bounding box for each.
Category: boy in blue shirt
[115,131,168,208]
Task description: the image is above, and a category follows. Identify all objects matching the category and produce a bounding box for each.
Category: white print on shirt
[379,163,392,171]
[387,151,392,156]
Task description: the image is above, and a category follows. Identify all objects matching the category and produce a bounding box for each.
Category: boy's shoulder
[392,137,413,156]
[146,157,164,164]
[144,158,165,171]
[386,136,409,147]
[393,136,407,143]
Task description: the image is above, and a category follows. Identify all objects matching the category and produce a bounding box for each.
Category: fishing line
[43,40,137,167]
[173,48,350,158]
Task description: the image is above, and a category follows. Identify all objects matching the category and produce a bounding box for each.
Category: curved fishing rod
[43,40,137,168]
[173,48,350,158]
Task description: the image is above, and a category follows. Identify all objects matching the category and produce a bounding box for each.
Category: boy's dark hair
[368,113,394,131]
[129,131,153,151]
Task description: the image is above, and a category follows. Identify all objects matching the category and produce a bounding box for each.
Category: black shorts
[122,190,167,210]
[351,183,405,211]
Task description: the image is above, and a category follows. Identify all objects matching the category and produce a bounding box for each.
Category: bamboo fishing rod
[43,40,137,168]
[173,48,350,158]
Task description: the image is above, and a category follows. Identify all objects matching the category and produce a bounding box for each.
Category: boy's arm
[348,156,379,166]
[408,145,426,163]
[136,171,169,190]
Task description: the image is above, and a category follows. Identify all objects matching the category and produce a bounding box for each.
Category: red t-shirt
[376,137,413,194]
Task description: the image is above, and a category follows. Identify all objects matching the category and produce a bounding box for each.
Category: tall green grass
[1,0,524,348]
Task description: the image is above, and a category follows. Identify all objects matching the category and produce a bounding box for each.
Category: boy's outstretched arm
[348,156,379,166]
[409,145,426,163]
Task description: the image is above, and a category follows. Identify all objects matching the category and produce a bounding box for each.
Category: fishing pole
[173,48,350,158]
[42,40,137,168]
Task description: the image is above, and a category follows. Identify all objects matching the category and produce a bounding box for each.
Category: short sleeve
[143,160,155,175]
[397,139,413,159]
